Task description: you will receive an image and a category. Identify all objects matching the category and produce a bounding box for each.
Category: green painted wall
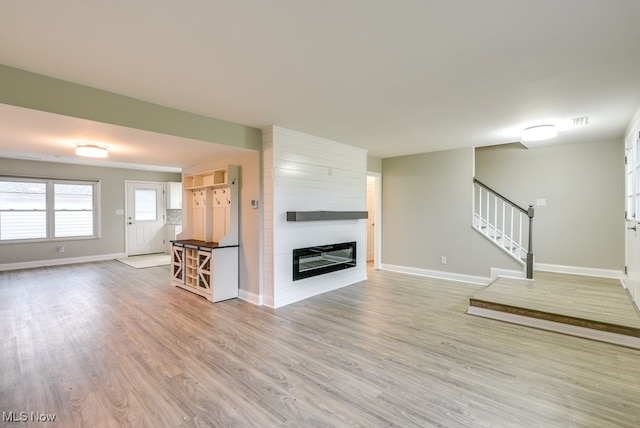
[0,158,181,266]
[382,147,520,277]
[367,155,382,173]
[0,64,262,150]
[475,140,624,270]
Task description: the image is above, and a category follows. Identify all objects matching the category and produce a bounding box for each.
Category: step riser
[469,299,640,338]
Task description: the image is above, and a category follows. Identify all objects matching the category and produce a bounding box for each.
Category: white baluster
[486,189,490,230]
[519,212,523,258]
[501,199,506,243]
[493,195,498,241]
[510,207,514,254]
[478,186,483,228]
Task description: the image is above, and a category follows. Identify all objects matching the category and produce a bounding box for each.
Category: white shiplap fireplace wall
[262,126,368,308]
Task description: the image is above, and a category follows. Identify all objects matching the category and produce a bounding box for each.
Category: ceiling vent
[572,116,589,127]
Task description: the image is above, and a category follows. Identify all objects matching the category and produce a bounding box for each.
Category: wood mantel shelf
[286,211,368,221]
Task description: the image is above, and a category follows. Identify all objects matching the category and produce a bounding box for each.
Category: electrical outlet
[58,244,65,253]
[441,256,447,264]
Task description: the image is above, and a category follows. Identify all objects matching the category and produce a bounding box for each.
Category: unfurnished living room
[1,1,640,427]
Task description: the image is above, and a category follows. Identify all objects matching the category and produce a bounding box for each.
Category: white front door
[126,181,166,256]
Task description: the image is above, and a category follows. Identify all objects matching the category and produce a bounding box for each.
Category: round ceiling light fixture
[76,144,108,158]
[521,124,558,142]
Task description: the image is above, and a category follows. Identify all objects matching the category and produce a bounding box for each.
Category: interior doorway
[126,181,166,256]
[366,173,381,269]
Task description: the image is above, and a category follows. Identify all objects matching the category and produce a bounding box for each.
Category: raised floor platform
[467,271,640,349]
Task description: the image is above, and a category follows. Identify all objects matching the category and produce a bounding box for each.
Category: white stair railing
[472,178,535,279]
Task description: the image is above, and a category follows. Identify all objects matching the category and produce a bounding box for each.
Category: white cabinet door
[166,182,183,209]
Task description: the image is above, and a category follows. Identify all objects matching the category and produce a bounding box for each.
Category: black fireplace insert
[293,241,357,281]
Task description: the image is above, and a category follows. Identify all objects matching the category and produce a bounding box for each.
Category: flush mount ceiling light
[76,144,108,158]
[521,124,558,142]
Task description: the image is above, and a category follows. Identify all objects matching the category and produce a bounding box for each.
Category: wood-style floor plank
[1,262,640,427]
[480,271,640,327]
[470,271,640,338]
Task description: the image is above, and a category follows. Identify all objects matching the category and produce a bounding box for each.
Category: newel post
[526,205,535,279]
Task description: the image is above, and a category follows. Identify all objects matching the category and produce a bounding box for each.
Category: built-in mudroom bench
[170,165,240,302]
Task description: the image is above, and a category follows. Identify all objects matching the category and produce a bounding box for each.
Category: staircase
[472,178,534,279]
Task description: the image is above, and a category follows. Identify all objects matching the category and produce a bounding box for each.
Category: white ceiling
[1,0,640,170]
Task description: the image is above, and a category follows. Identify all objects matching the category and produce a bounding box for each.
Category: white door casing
[626,226,640,304]
[366,172,382,269]
[367,176,376,262]
[126,181,166,256]
[625,134,640,308]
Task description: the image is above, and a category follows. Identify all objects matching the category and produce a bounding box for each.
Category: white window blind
[0,181,47,240]
[54,183,95,238]
[0,177,99,242]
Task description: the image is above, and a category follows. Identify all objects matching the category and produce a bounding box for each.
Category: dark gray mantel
[286,211,368,221]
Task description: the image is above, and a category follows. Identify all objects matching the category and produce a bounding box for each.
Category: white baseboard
[262,296,275,308]
[272,272,367,308]
[534,263,624,281]
[490,267,526,280]
[467,306,640,350]
[238,289,262,306]
[381,264,490,285]
[0,253,127,272]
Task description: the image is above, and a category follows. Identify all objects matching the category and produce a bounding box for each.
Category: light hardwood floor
[472,272,640,329]
[470,271,640,341]
[1,261,640,427]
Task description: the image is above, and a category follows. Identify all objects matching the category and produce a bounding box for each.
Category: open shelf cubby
[184,168,228,190]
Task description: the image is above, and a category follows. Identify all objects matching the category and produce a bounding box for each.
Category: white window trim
[0,176,101,244]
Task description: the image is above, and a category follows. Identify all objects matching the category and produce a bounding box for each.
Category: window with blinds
[0,177,99,242]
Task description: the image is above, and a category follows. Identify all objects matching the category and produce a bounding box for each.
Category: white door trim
[124,180,167,256]
[367,171,382,270]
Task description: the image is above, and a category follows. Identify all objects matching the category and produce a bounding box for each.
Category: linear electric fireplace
[293,241,357,281]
